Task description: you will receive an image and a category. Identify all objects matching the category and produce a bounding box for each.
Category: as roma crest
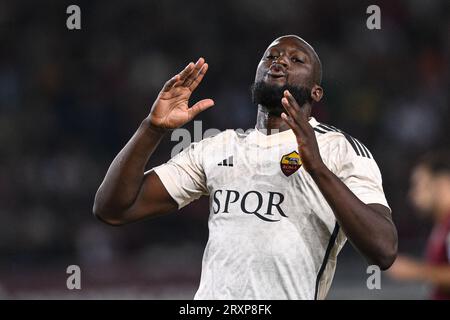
[280,151,302,176]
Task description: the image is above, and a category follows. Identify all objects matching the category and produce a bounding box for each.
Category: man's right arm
[93,119,177,225]
[93,57,214,225]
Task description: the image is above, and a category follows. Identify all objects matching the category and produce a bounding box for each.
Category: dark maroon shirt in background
[425,213,450,300]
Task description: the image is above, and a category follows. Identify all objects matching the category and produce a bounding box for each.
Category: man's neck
[255,104,311,135]
[255,105,290,135]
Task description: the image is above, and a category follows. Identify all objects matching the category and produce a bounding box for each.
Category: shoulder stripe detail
[314,222,340,300]
[317,122,372,159]
[343,133,362,157]
[317,123,337,132]
[353,137,371,159]
[314,127,327,134]
[358,139,372,158]
[320,123,341,132]
[352,136,366,157]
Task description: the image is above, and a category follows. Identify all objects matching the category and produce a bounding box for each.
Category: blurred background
[0,0,448,299]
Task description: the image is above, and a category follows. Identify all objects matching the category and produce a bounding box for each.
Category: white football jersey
[152,117,390,300]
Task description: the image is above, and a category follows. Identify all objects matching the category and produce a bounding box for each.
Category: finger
[189,63,209,91]
[281,97,306,135]
[285,90,308,121]
[161,74,180,92]
[281,96,299,121]
[188,98,215,120]
[178,61,195,82]
[282,97,311,138]
[280,112,294,128]
[183,57,205,87]
[281,112,303,138]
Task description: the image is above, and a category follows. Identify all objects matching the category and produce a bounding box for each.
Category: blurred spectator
[389,151,450,300]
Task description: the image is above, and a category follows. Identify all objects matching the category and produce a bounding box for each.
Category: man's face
[251,36,322,114]
[255,36,318,91]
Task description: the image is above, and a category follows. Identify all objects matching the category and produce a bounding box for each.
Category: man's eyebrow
[292,44,312,55]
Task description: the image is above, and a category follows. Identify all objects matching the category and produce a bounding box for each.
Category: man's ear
[311,85,323,102]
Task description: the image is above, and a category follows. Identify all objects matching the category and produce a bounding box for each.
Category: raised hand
[280,90,324,174]
[148,57,214,130]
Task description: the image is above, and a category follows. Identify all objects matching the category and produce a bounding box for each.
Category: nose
[274,54,289,67]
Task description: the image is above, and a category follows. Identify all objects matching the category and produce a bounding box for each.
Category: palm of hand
[149,58,214,130]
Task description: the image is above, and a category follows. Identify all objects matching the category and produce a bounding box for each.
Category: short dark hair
[417,150,450,175]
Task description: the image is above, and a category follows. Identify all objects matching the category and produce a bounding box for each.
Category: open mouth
[267,71,286,81]
[267,72,286,78]
[267,66,286,78]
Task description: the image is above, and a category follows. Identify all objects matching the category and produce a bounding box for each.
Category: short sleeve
[151,142,208,209]
[336,137,391,212]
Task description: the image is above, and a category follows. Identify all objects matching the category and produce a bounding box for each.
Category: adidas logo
[218,155,234,167]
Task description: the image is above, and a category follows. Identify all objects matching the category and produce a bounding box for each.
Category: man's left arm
[281,90,398,270]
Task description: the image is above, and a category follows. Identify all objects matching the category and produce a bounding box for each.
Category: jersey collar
[250,117,319,146]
